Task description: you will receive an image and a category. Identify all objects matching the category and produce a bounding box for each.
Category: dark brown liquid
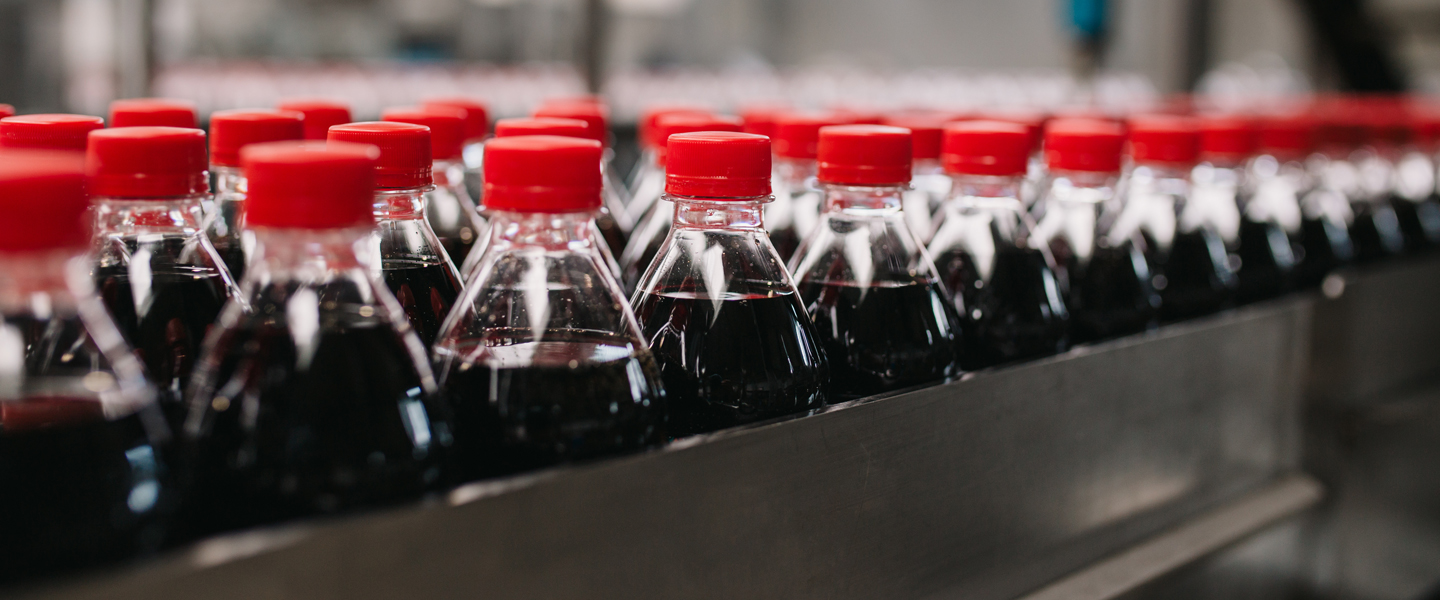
[1236,219,1297,303]
[797,281,960,399]
[769,226,801,262]
[597,211,627,258]
[633,289,828,437]
[1349,202,1406,262]
[621,229,668,294]
[382,261,463,349]
[933,246,1069,368]
[1392,196,1440,253]
[1052,240,1160,343]
[1294,216,1355,288]
[437,331,666,479]
[1150,230,1238,322]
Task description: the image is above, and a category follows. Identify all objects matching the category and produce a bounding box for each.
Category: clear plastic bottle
[1259,115,1354,287]
[183,141,452,534]
[883,115,951,243]
[533,100,631,255]
[204,109,305,282]
[619,113,743,293]
[422,97,490,203]
[108,98,197,129]
[276,98,352,140]
[382,107,488,269]
[631,132,828,436]
[929,121,1069,368]
[1400,109,1440,251]
[1365,105,1440,253]
[433,135,665,479]
[1123,115,1237,321]
[1310,104,1405,263]
[86,127,238,425]
[0,150,174,583]
[767,113,847,261]
[1031,119,1160,342]
[329,121,465,350]
[789,125,960,398]
[1196,116,1296,303]
[0,113,105,152]
[628,105,710,203]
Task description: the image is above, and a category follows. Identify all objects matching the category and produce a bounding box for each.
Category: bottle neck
[373,188,429,221]
[433,159,464,188]
[820,183,906,214]
[667,195,768,230]
[0,250,80,316]
[777,157,817,186]
[247,227,372,282]
[1131,162,1193,182]
[212,165,245,196]
[486,210,596,252]
[93,195,208,234]
[913,158,943,176]
[949,174,1023,201]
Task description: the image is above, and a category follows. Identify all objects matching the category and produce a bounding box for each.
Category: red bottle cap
[422,97,489,141]
[483,135,603,213]
[882,115,944,160]
[0,114,105,151]
[817,125,913,186]
[666,132,771,198]
[208,109,304,168]
[1044,118,1125,173]
[328,122,432,190]
[639,105,710,149]
[973,111,1047,155]
[1255,115,1313,159]
[0,150,90,252]
[1127,114,1201,166]
[533,101,609,145]
[773,113,848,160]
[942,120,1031,177]
[493,117,591,139]
[276,99,353,140]
[242,141,378,230]
[655,113,743,164]
[108,98,197,129]
[740,104,788,139]
[382,106,466,161]
[0,105,12,120]
[1415,109,1440,151]
[1197,115,1255,162]
[87,126,208,198]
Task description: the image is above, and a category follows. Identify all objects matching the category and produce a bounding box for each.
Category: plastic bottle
[768,113,848,261]
[1370,103,1440,252]
[182,141,452,534]
[1260,115,1354,287]
[205,109,305,282]
[1401,108,1440,251]
[0,150,173,583]
[381,107,488,268]
[929,120,1069,368]
[108,98,197,129]
[631,132,828,437]
[86,127,238,425]
[1032,118,1159,342]
[789,125,960,398]
[329,121,464,350]
[532,100,631,249]
[0,114,105,151]
[883,115,950,242]
[421,97,490,202]
[1197,115,1296,303]
[1310,102,1404,262]
[434,135,665,478]
[1123,115,1237,320]
[629,105,710,201]
[619,113,743,292]
[275,98,352,140]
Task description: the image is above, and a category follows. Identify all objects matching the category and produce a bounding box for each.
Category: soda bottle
[1310,102,1405,262]
[0,150,174,583]
[1197,115,1297,303]
[204,109,305,282]
[631,132,828,436]
[108,98,197,129]
[1257,115,1354,287]
[1123,115,1237,320]
[1399,109,1440,251]
[1367,103,1440,253]
[0,113,105,151]
[628,105,710,211]
[464,117,623,282]
[382,107,488,268]
[434,135,665,478]
[276,98,353,140]
[1032,119,1159,342]
[929,120,1069,368]
[767,113,848,261]
[790,125,960,398]
[421,97,490,202]
[533,100,631,255]
[328,122,464,350]
[619,113,743,292]
[87,127,237,425]
[740,104,786,140]
[182,141,453,533]
[882,115,950,242]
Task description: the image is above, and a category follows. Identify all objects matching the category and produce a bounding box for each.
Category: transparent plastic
[902,158,952,243]
[631,195,828,437]
[204,166,255,281]
[182,227,452,534]
[600,151,633,252]
[619,196,674,293]
[1121,163,1237,321]
[928,174,1069,368]
[1281,154,1355,286]
[789,184,961,398]
[365,187,464,349]
[1197,158,1296,302]
[0,251,172,583]
[1393,146,1440,252]
[1310,150,1403,262]
[765,156,822,261]
[426,159,488,268]
[623,152,664,231]
[433,211,664,479]
[466,209,621,284]
[1031,170,1160,342]
[91,195,239,425]
[461,139,485,203]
